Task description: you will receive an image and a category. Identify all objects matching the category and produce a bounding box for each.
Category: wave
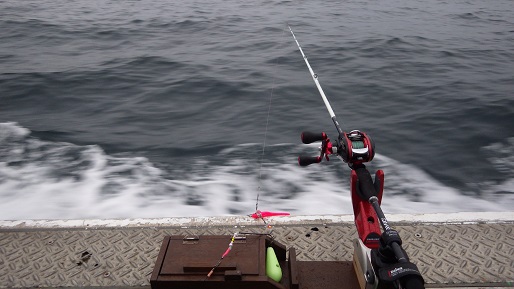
[1,122,512,221]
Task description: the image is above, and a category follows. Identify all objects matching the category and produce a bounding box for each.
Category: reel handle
[298,156,321,166]
[301,131,327,144]
[298,131,332,166]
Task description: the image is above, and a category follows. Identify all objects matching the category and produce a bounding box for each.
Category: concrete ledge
[1,212,513,230]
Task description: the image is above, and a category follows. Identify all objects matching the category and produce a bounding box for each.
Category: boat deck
[0,212,513,288]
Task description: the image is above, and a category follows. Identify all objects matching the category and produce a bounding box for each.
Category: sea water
[1,0,513,220]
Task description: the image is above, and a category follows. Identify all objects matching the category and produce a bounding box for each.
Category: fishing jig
[206,232,238,279]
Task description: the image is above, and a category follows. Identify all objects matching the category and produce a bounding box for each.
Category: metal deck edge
[1,212,513,288]
[1,212,513,230]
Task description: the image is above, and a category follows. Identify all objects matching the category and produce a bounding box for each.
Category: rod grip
[301,131,325,144]
[354,164,377,200]
[298,156,321,166]
[403,275,425,289]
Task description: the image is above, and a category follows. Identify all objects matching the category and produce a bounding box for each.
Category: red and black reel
[338,130,375,164]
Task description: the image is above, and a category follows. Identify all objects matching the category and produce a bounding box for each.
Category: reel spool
[338,130,375,164]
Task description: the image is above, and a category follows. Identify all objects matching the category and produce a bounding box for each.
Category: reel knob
[301,131,327,144]
[298,156,321,166]
[298,131,333,166]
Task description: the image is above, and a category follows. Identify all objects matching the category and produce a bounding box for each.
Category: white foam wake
[0,122,512,220]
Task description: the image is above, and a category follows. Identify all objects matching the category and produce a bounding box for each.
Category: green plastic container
[265,247,282,282]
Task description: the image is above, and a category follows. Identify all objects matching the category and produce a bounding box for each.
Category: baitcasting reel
[339,130,375,164]
[298,130,375,166]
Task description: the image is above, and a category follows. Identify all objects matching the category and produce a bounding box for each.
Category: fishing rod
[289,25,343,138]
[289,25,425,289]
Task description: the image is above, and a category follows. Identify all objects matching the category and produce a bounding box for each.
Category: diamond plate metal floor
[0,214,513,288]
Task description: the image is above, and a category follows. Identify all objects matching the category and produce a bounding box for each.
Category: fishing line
[206,27,291,282]
[255,26,288,215]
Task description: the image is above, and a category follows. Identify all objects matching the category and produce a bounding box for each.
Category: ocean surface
[1,0,513,220]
